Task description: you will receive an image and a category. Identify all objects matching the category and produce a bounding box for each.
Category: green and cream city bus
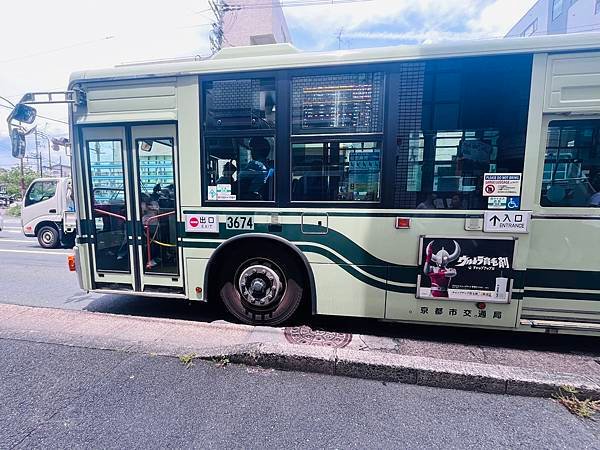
[8,32,600,334]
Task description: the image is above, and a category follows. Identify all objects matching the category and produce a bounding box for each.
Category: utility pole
[34,128,42,176]
[336,27,344,50]
[20,159,25,197]
[209,0,225,54]
[47,137,52,177]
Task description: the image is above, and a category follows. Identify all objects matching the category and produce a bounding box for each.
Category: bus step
[520,319,600,332]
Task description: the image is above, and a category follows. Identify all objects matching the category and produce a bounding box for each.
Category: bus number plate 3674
[226,216,254,230]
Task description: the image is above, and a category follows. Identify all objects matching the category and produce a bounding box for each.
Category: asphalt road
[2,338,599,449]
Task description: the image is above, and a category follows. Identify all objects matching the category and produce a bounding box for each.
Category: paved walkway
[1,303,599,397]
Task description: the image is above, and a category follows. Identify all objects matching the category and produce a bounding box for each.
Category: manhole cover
[284,325,352,348]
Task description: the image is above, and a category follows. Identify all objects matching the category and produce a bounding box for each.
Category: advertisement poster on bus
[417,237,515,303]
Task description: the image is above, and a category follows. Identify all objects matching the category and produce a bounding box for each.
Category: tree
[0,167,39,198]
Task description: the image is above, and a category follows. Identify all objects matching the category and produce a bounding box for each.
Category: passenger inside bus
[216,161,238,193]
[590,173,600,206]
[238,137,274,200]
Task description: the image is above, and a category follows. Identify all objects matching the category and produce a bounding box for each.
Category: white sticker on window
[208,186,218,201]
[217,193,236,201]
[217,184,231,194]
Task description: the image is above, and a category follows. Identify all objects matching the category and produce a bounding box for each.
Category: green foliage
[7,204,21,217]
[178,353,197,368]
[0,166,38,198]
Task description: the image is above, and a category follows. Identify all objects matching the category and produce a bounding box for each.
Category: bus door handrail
[143,210,176,269]
[93,207,126,222]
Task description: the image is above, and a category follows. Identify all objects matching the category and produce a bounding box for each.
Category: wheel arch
[203,233,317,313]
[34,220,61,236]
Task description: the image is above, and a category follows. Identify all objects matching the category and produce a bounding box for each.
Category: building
[222,0,292,47]
[506,0,600,37]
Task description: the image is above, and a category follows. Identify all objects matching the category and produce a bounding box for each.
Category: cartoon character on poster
[423,240,461,298]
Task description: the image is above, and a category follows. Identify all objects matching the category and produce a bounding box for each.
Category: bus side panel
[385,291,519,328]
[307,253,386,318]
[521,218,600,326]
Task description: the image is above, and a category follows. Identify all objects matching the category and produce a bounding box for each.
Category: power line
[0,22,213,65]
[0,36,117,64]
[0,103,68,125]
[223,0,374,11]
[0,96,15,107]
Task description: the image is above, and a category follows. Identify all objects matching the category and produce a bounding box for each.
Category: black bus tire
[218,245,305,326]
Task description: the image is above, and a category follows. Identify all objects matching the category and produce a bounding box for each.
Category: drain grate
[284,325,352,348]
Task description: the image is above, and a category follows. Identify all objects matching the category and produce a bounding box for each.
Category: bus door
[81,124,182,292]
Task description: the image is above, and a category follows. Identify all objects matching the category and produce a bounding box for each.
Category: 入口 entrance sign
[483,211,531,233]
[483,173,522,197]
[185,214,219,233]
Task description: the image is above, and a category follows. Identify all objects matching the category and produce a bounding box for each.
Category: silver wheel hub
[238,264,282,306]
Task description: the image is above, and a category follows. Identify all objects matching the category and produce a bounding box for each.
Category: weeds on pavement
[553,385,600,419]
[214,356,230,368]
[178,353,197,369]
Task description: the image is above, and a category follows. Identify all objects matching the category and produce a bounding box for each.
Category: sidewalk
[2,303,599,398]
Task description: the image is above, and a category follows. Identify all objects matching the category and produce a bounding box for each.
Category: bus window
[203,78,276,130]
[291,141,381,202]
[291,72,384,135]
[540,119,600,208]
[204,136,275,201]
[289,71,384,204]
[202,77,276,203]
[137,138,178,274]
[24,180,57,207]
[87,140,129,272]
[392,54,532,209]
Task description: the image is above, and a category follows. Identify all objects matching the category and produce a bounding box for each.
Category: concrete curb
[204,343,600,400]
[2,303,599,399]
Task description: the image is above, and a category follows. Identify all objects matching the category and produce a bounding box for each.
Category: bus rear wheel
[217,244,305,326]
[38,225,59,249]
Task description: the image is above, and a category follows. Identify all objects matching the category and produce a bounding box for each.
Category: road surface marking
[0,249,71,256]
[0,239,36,244]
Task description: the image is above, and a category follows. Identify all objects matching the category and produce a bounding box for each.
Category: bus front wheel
[217,244,305,326]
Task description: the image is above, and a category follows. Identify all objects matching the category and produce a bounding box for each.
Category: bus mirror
[10,128,26,159]
[11,103,37,124]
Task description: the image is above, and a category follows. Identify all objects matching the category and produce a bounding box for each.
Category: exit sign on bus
[185,214,219,233]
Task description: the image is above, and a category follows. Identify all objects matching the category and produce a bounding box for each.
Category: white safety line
[0,248,71,256]
[0,239,37,244]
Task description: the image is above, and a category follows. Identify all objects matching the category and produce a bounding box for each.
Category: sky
[0,0,537,170]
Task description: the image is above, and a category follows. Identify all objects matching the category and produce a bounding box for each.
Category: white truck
[22,177,77,248]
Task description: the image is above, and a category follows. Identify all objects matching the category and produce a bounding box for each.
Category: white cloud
[470,0,539,34]
[285,0,537,48]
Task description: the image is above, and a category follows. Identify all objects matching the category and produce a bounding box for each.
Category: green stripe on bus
[525,269,600,292]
